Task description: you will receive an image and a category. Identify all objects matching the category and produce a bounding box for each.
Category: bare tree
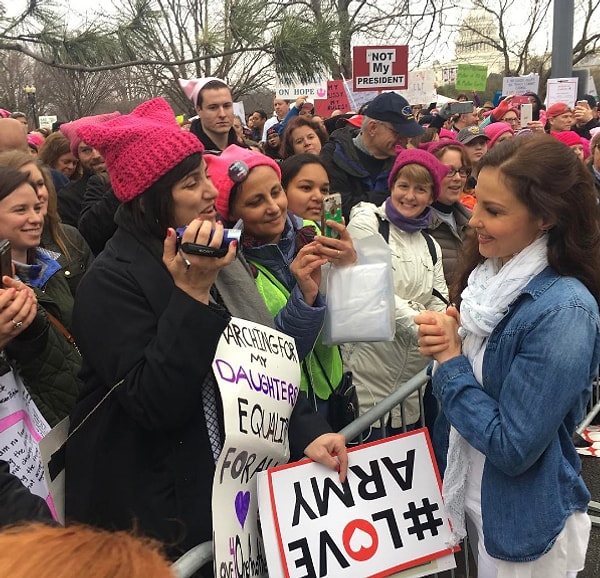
[452,1,551,76]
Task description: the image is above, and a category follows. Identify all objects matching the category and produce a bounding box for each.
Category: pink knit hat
[178,77,227,106]
[438,128,456,140]
[60,112,121,158]
[388,147,449,200]
[551,130,582,148]
[484,122,514,149]
[76,98,204,203]
[0,109,10,119]
[205,144,282,221]
[27,132,45,150]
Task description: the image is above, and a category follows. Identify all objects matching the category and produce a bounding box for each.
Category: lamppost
[23,85,37,130]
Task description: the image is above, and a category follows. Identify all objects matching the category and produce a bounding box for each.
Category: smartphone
[520,103,533,128]
[576,100,590,108]
[449,101,474,115]
[512,95,530,106]
[322,193,343,239]
[0,240,11,286]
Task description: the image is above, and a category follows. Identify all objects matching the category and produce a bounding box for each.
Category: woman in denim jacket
[415,134,600,578]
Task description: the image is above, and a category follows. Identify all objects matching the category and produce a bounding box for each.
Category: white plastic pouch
[322,234,395,345]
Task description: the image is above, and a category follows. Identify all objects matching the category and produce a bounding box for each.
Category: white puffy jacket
[343,202,449,427]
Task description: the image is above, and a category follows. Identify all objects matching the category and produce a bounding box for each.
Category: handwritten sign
[341,79,378,112]
[396,69,438,105]
[258,430,455,578]
[211,317,300,578]
[0,370,53,515]
[314,80,353,117]
[502,74,540,96]
[455,64,488,92]
[353,45,409,92]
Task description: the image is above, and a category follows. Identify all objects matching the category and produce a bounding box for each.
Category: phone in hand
[520,103,533,128]
[449,101,474,115]
[0,240,12,287]
[175,219,243,258]
[322,193,343,239]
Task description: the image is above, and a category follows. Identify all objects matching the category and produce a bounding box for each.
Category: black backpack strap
[420,229,437,265]
[377,215,390,243]
[420,231,450,306]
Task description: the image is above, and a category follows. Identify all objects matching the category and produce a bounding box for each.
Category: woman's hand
[163,219,237,305]
[0,277,38,349]
[314,219,357,267]
[414,306,462,364]
[303,433,348,483]
[290,243,327,306]
[526,120,545,133]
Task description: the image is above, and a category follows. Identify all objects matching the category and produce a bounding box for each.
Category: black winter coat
[320,127,395,222]
[65,215,330,563]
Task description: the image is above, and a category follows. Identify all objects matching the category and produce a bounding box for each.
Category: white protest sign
[342,79,377,112]
[546,77,579,108]
[211,317,301,578]
[38,115,57,130]
[275,78,328,100]
[258,430,456,578]
[0,370,54,515]
[396,70,437,105]
[502,74,540,96]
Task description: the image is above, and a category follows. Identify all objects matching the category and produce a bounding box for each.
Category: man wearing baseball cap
[320,92,424,221]
[545,102,574,134]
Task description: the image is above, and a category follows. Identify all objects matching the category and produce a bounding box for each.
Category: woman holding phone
[64,100,347,566]
[205,144,356,422]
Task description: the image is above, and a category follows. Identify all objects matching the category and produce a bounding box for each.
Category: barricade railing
[171,367,471,578]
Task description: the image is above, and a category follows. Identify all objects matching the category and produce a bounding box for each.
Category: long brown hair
[453,134,600,305]
[0,150,73,260]
[279,116,328,159]
[0,523,174,577]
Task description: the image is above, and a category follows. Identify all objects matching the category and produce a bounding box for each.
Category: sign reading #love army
[258,430,456,578]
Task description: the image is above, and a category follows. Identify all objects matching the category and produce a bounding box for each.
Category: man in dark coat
[320,92,424,222]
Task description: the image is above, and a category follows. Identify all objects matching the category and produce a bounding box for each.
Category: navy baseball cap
[362,92,425,138]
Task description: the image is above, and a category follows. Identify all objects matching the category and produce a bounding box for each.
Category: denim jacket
[433,267,600,562]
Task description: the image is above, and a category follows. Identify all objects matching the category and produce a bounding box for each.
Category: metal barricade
[171,368,471,578]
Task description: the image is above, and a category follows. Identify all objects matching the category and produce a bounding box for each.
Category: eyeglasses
[445,167,471,177]
[377,121,402,140]
[502,116,520,124]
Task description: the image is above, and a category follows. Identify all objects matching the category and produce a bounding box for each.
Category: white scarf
[442,235,549,545]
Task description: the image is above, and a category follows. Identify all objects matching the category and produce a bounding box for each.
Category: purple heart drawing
[235,491,251,528]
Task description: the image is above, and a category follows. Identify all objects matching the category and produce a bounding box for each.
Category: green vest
[250,260,343,401]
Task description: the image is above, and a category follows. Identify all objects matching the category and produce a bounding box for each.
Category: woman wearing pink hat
[205,144,356,422]
[64,98,348,562]
[344,148,449,441]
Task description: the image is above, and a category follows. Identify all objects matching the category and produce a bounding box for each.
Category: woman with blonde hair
[0,150,93,295]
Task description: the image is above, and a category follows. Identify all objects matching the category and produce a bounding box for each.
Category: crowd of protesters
[0,82,599,578]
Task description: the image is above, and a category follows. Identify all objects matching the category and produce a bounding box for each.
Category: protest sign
[396,70,437,105]
[38,115,57,130]
[342,79,377,112]
[212,317,300,578]
[546,78,579,108]
[0,371,53,515]
[455,64,488,91]
[314,80,353,117]
[352,46,409,92]
[502,74,540,96]
[275,78,328,100]
[258,429,456,578]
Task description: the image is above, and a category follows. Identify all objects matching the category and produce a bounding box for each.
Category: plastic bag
[322,234,395,345]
